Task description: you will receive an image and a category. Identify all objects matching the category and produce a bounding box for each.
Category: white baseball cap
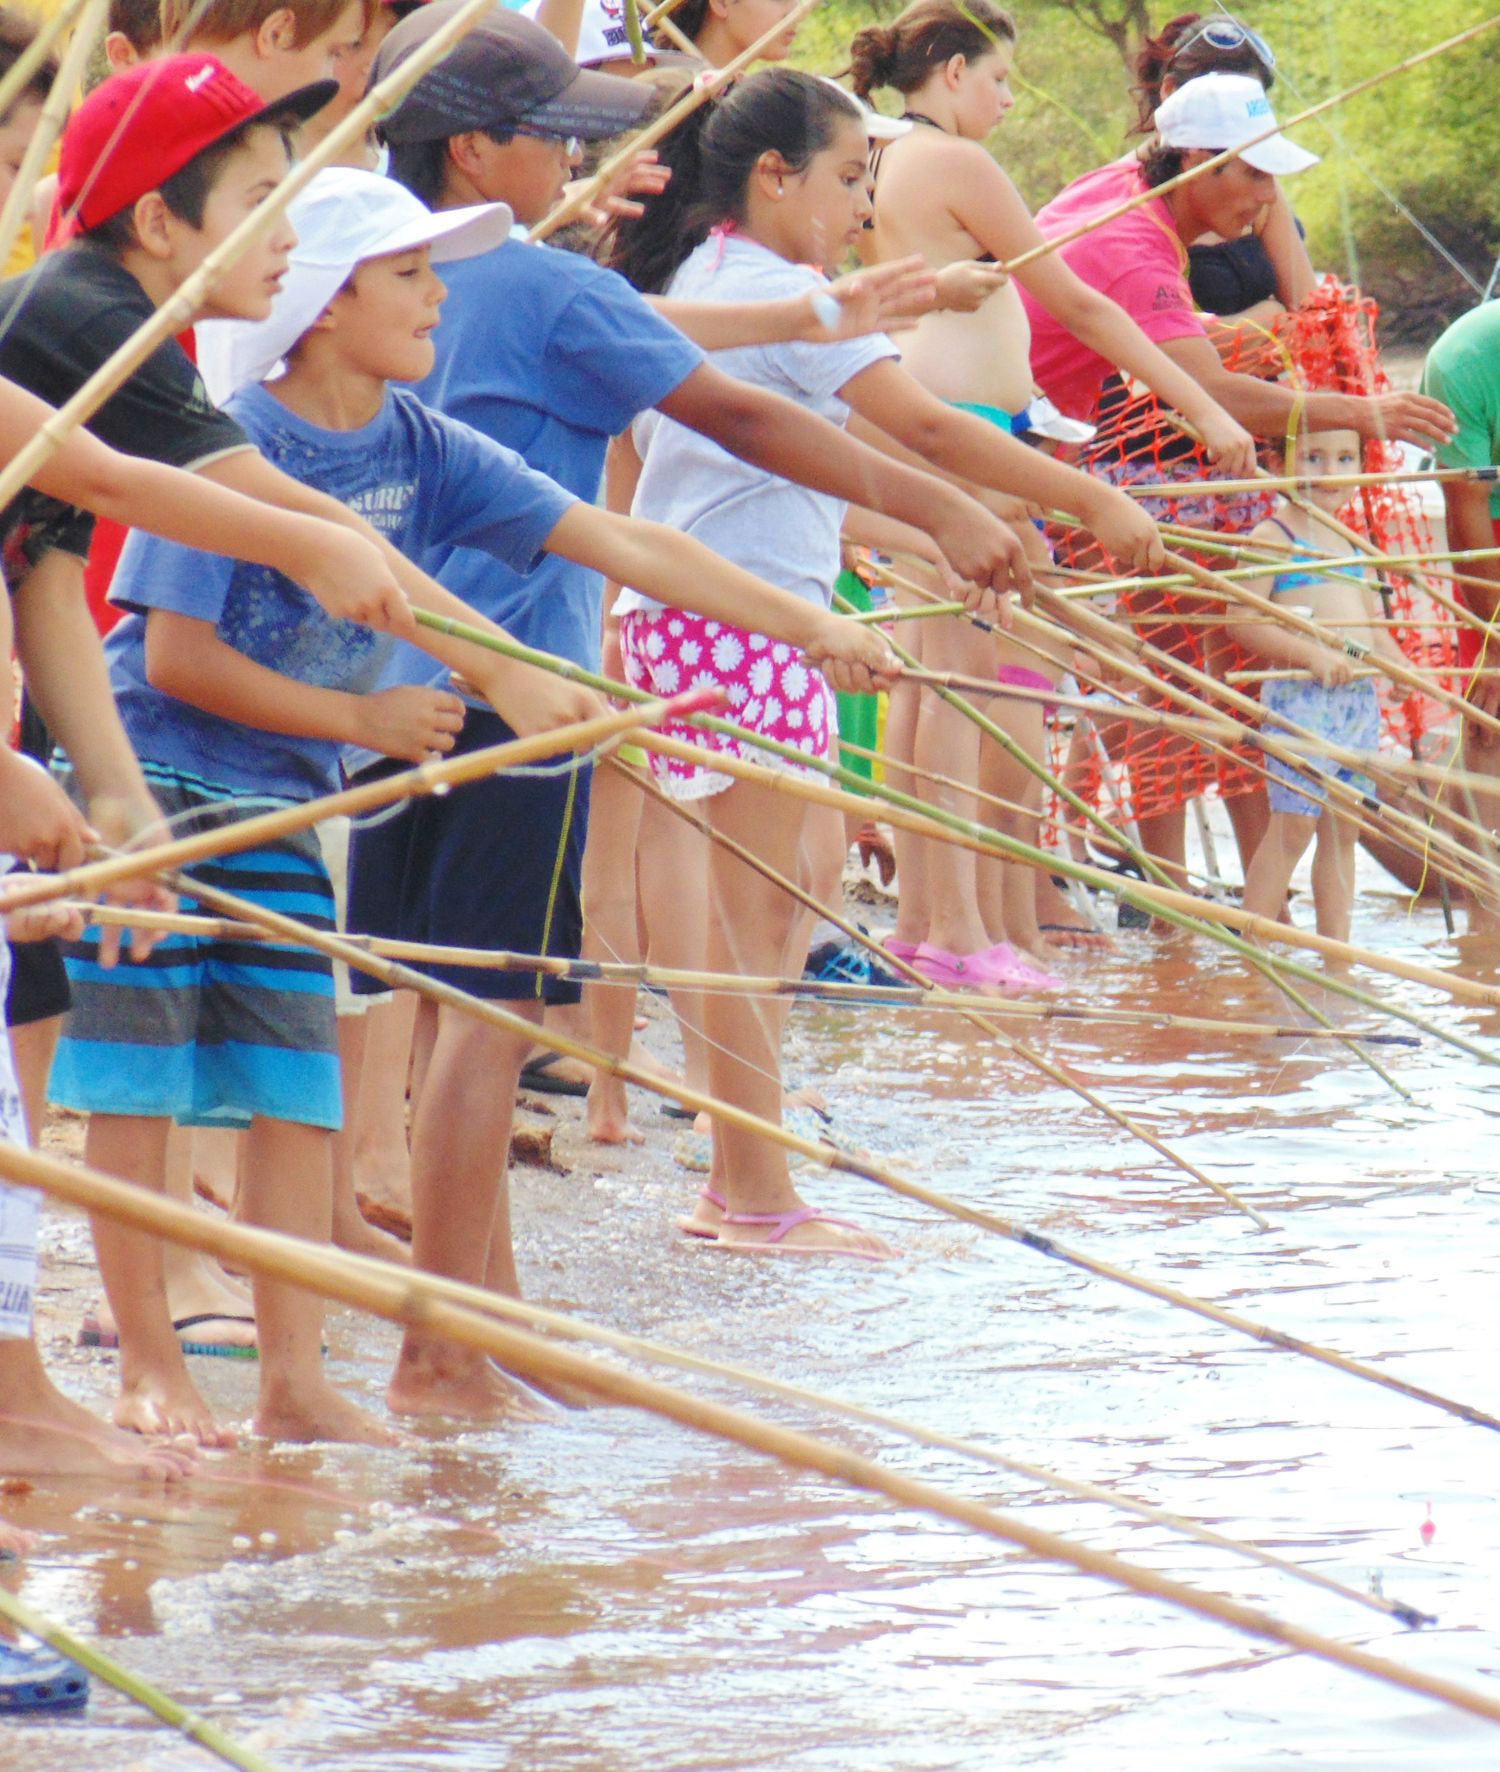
[197,167,513,402]
[818,75,913,142]
[1155,72,1318,177]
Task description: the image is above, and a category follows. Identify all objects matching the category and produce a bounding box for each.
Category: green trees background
[796,0,1498,343]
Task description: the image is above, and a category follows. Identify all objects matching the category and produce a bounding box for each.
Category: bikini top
[865,112,996,263]
[1266,516,1365,598]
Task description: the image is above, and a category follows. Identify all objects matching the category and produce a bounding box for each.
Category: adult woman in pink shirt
[1024,73,1453,880]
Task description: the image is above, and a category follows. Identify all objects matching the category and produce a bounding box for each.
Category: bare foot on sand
[254,1380,403,1447]
[115,1370,237,1450]
[586,1077,646,1146]
[0,1515,37,1557]
[388,1344,554,1423]
[0,1390,196,1484]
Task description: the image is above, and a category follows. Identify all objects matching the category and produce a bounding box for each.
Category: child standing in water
[1235,430,1408,942]
[607,68,1166,1252]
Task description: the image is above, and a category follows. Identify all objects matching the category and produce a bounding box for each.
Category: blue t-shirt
[106,381,576,801]
[380,237,702,687]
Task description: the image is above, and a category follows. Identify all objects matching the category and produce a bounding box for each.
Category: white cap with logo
[198,168,512,403]
[1155,72,1318,177]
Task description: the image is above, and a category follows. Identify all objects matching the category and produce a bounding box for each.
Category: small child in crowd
[1234,430,1410,942]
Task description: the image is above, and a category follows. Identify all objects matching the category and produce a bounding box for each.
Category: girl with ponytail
[605,70,1168,1255]
[845,0,1256,967]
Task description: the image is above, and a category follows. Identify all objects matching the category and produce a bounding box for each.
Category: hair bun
[847,23,897,97]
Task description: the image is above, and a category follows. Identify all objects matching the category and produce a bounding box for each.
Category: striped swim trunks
[49,766,341,1131]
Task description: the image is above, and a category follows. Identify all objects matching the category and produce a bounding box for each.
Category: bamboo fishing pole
[72,901,1418,1047]
[1139,548,1500,883]
[1130,465,1498,499]
[0,0,90,134]
[405,608,1500,1038]
[0,696,708,918]
[305,1235,1437,1630]
[1162,547,1500,742]
[1153,519,1500,613]
[901,650,1488,894]
[998,15,1500,278]
[0,0,504,521]
[530,0,825,240]
[0,1146,1490,1722]
[637,731,1500,1068]
[629,763,1271,1223]
[870,568,1492,1006]
[0,1588,276,1771]
[861,605,1415,1101]
[1017,584,1497,901]
[56,843,1500,1442]
[0,0,105,271]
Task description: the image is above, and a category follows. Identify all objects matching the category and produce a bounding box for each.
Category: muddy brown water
[6,862,1500,1768]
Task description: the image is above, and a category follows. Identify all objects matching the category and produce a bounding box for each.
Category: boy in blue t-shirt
[52,173,579,1448]
[69,166,893,1438]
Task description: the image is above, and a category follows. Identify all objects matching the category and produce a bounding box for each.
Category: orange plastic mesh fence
[1038,275,1457,848]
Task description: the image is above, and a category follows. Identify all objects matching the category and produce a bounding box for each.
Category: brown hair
[1130,11,1272,135]
[108,0,163,53]
[846,0,1015,102]
[0,7,57,118]
[159,0,372,46]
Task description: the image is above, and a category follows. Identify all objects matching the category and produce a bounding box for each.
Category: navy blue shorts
[346,705,590,1004]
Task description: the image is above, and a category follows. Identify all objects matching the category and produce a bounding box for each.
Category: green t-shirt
[1421,302,1500,520]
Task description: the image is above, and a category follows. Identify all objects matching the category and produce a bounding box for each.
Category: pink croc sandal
[970,942,1063,994]
[676,1185,726,1239]
[714,1206,893,1261]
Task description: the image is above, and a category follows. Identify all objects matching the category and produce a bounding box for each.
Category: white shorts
[317,815,392,1018]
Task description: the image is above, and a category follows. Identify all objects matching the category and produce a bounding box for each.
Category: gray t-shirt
[616,233,899,616]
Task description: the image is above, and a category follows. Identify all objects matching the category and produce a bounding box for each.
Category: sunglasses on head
[1174,17,1276,73]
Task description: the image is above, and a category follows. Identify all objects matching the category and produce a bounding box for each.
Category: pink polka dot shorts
[618,608,837,800]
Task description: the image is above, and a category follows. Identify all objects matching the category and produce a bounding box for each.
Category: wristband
[810,290,841,333]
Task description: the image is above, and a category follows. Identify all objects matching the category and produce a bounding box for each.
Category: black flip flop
[519,1052,590,1098]
[173,1312,258,1360]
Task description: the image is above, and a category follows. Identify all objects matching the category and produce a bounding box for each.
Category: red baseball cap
[55,55,337,239]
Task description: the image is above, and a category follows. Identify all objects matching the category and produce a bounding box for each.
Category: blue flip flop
[0,1640,89,1714]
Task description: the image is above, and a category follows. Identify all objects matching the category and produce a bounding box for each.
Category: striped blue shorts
[49,767,341,1131]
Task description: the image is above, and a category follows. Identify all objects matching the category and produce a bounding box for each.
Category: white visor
[817,75,912,143]
[1154,72,1318,178]
[198,167,513,404]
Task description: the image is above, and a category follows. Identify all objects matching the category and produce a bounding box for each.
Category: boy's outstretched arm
[0,379,412,638]
[201,450,603,734]
[542,504,899,696]
[144,612,469,763]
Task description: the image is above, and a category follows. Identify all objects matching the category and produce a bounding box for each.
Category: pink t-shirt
[1020,159,1205,421]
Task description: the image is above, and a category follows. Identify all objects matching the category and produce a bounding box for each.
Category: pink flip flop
[676,1185,726,1239]
[713,1206,893,1261]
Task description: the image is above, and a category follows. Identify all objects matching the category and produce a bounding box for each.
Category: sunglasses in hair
[1174,17,1276,73]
